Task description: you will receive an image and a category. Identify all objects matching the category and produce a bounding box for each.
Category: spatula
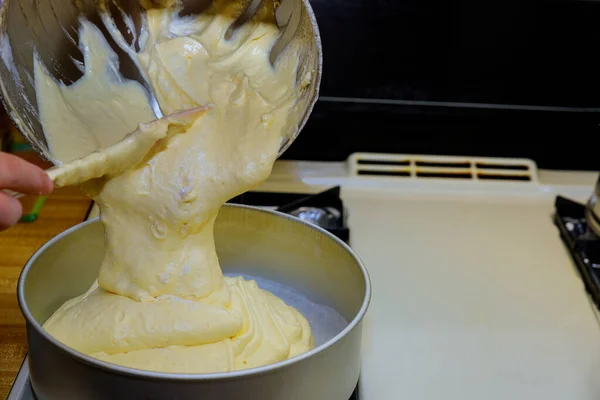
[3,106,207,198]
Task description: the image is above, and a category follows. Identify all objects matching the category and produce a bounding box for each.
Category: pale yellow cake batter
[37,2,314,373]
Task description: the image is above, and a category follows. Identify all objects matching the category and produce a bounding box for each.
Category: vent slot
[358,170,411,177]
[476,163,528,171]
[416,161,471,168]
[357,159,409,166]
[478,173,531,181]
[349,153,538,183]
[416,171,472,179]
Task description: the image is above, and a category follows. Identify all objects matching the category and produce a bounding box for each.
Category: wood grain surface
[0,164,91,398]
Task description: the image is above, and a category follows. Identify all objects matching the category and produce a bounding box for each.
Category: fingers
[0,152,54,195]
[0,191,23,231]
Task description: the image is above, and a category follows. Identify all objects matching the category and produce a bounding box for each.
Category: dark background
[282,0,600,170]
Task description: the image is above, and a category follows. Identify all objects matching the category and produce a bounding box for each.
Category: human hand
[0,152,54,231]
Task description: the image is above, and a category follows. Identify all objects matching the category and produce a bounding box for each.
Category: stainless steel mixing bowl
[0,0,322,160]
[18,204,371,400]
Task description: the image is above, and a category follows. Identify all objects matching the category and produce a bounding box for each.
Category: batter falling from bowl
[36,0,316,373]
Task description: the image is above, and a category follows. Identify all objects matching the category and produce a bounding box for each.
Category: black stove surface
[554,195,600,309]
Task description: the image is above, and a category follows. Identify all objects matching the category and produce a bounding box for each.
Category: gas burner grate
[554,195,600,309]
[228,186,350,244]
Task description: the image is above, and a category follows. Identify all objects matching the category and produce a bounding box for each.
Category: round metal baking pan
[18,204,370,400]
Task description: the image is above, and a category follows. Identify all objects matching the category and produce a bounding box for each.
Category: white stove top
[346,187,600,399]
[275,154,600,400]
[87,153,600,399]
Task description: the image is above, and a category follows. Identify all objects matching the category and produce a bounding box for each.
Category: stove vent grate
[348,153,538,183]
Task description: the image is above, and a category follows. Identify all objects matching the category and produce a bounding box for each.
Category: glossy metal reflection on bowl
[0,0,322,161]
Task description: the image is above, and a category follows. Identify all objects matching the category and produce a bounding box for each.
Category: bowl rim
[17,203,372,381]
